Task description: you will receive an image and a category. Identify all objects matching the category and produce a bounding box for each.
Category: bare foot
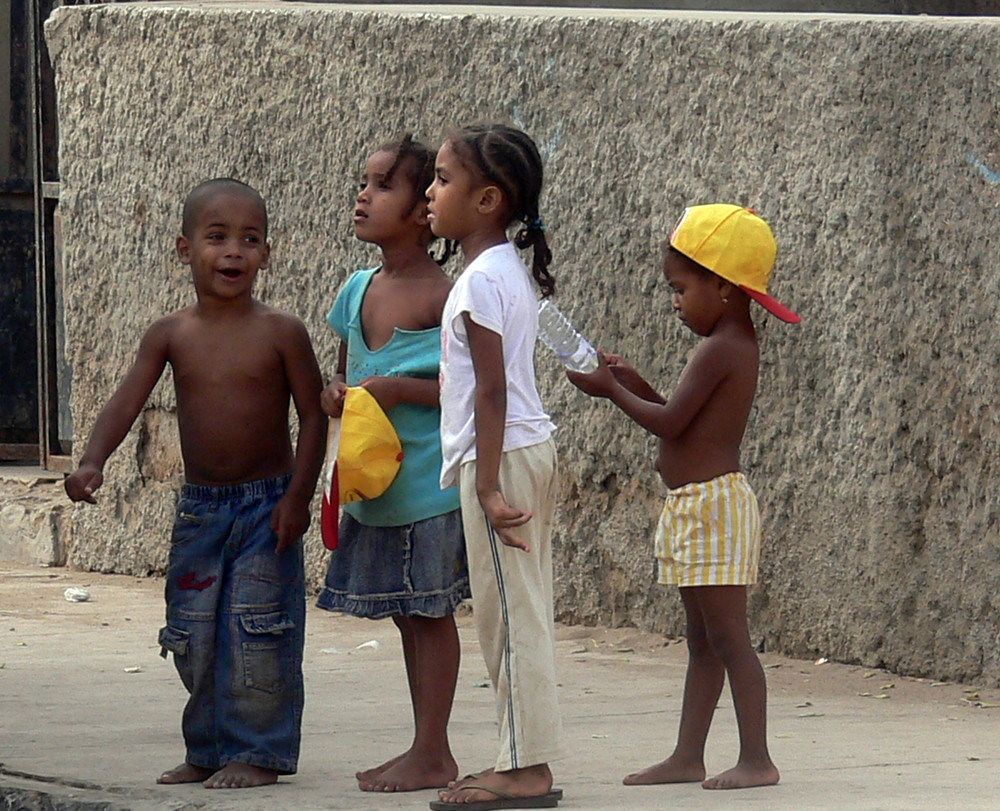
[623,755,705,785]
[702,762,780,790]
[359,750,458,792]
[157,762,214,784]
[203,762,278,789]
[356,751,406,783]
[435,764,553,805]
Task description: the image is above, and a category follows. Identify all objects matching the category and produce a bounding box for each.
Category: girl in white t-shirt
[426,124,564,810]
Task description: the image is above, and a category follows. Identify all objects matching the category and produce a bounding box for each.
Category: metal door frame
[21,0,70,471]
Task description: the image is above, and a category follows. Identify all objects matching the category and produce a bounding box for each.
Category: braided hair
[379,132,455,266]
[448,124,555,297]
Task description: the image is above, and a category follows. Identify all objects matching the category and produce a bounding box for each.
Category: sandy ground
[2,565,1000,810]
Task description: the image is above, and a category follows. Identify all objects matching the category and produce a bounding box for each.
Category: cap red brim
[321,464,339,550]
[741,286,801,324]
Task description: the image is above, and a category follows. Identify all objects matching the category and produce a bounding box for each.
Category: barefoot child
[426,124,563,810]
[317,134,470,793]
[568,204,799,791]
[64,179,326,790]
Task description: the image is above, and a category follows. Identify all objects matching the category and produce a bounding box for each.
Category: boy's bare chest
[169,328,283,388]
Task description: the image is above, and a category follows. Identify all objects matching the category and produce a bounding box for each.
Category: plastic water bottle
[536,299,599,373]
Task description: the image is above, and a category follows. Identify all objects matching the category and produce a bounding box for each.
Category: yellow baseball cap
[669,204,801,324]
[337,386,403,504]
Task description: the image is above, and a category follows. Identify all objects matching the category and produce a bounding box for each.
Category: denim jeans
[158,475,305,774]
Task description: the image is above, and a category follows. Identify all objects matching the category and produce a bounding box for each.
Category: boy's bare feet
[435,764,552,805]
[623,755,706,785]
[356,751,406,782]
[702,761,780,790]
[203,762,278,789]
[157,763,214,784]
[358,750,458,792]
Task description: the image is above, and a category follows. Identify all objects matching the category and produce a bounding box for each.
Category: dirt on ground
[4,565,999,714]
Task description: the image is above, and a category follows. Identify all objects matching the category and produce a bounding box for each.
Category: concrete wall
[45,2,1000,684]
[311,1,1000,15]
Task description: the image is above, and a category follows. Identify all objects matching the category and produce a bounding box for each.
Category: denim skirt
[317,508,470,619]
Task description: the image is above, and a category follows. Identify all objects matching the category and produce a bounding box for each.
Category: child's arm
[64,320,171,503]
[320,340,440,414]
[271,317,326,553]
[603,353,666,404]
[357,376,440,411]
[321,341,348,417]
[465,314,534,552]
[568,341,728,441]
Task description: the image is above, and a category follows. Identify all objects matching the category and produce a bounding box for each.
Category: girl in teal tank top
[316,135,470,793]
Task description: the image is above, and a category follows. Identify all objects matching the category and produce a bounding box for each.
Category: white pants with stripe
[458,438,563,771]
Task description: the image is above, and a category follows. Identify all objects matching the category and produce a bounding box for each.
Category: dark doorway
[1,0,71,470]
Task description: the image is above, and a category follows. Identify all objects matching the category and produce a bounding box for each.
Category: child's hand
[478,489,534,552]
[320,381,348,417]
[605,353,646,392]
[603,352,633,372]
[270,493,311,553]
[358,376,399,411]
[65,464,103,504]
[566,352,617,398]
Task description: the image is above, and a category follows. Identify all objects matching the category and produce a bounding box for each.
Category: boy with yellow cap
[568,204,798,791]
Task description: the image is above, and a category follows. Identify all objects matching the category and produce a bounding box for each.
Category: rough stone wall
[0,475,71,567]
[45,3,1000,684]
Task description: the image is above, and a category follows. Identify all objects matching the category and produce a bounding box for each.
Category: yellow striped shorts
[655,472,761,587]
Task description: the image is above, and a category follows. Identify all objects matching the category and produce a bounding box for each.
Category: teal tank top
[328,268,459,526]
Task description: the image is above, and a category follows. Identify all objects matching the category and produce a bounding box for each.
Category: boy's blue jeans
[158,475,305,775]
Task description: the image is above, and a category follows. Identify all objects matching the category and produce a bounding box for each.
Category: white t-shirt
[439,242,556,489]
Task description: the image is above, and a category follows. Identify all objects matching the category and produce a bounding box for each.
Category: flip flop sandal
[429,784,562,810]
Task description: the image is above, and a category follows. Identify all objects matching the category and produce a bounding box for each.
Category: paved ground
[1,565,999,810]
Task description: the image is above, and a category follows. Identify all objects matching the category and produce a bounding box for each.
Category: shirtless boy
[65,178,326,789]
[569,204,800,790]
